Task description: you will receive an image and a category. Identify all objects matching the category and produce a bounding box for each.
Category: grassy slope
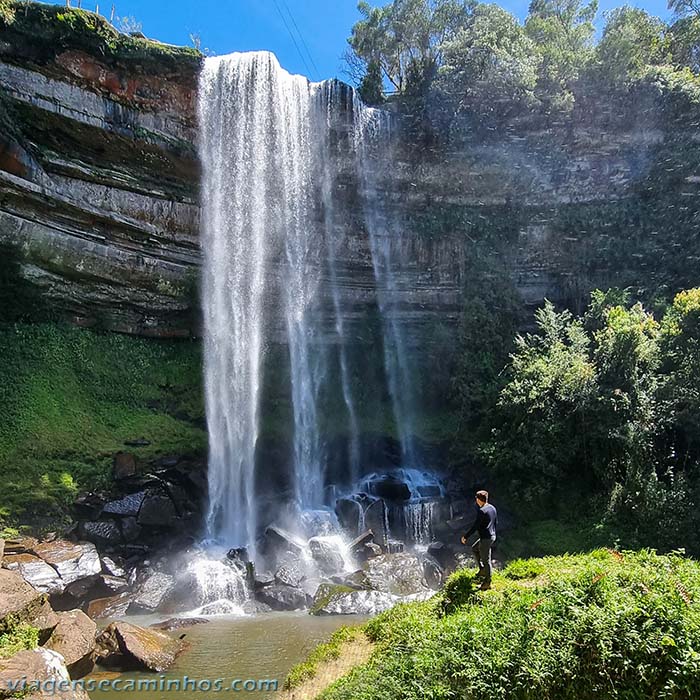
[0,323,205,534]
[307,550,700,700]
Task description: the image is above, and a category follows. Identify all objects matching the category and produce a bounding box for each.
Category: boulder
[128,571,175,613]
[2,537,38,556]
[334,496,362,535]
[137,492,179,528]
[308,538,346,575]
[311,585,434,615]
[113,452,137,480]
[274,560,306,588]
[100,575,129,593]
[33,542,101,587]
[422,554,444,589]
[2,554,63,595]
[95,621,183,672]
[101,557,126,578]
[255,584,308,611]
[87,593,132,619]
[44,610,97,679]
[259,526,306,563]
[29,599,60,644]
[77,521,122,547]
[364,474,411,502]
[363,553,428,596]
[0,569,47,634]
[0,648,91,700]
[102,492,146,518]
[311,585,396,616]
[150,618,208,632]
[120,518,141,542]
[426,542,458,573]
[364,499,388,543]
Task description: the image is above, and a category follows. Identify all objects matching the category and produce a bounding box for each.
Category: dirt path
[277,635,374,700]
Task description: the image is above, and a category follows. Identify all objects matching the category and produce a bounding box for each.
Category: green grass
[0,323,205,532]
[0,624,39,659]
[284,626,365,690]
[317,549,700,700]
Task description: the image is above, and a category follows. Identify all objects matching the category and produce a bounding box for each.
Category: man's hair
[476,490,489,502]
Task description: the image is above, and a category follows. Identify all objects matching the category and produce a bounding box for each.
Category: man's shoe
[480,582,491,591]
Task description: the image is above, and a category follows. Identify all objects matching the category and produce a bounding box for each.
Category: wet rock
[259,526,306,564]
[129,571,175,613]
[44,610,97,679]
[101,557,126,578]
[61,575,102,605]
[0,648,91,700]
[137,492,179,527]
[386,540,405,554]
[300,510,337,537]
[427,542,458,573]
[3,537,39,556]
[29,599,60,644]
[311,585,396,616]
[33,541,101,587]
[226,547,249,563]
[364,499,388,543]
[87,593,132,619]
[253,572,275,590]
[150,618,208,632]
[363,553,427,595]
[100,575,129,593]
[274,560,306,588]
[364,474,411,502]
[120,517,142,543]
[0,568,47,634]
[102,492,146,518]
[3,554,63,595]
[308,538,345,575]
[334,497,362,535]
[347,530,375,553]
[113,452,137,480]
[95,621,184,672]
[78,521,122,547]
[73,493,106,520]
[255,584,308,611]
[422,554,444,589]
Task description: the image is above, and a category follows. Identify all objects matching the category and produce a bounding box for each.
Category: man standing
[461,490,497,590]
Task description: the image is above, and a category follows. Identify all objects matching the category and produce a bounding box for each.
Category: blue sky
[63,0,673,81]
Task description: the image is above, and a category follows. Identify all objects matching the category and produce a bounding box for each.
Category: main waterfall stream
[198,51,425,563]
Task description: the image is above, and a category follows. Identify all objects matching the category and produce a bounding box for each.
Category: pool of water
[88,612,367,700]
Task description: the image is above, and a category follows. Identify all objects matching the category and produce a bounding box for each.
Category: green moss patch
[0,322,205,532]
[0,623,39,659]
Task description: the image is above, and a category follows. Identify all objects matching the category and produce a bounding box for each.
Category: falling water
[352,100,419,467]
[199,54,367,547]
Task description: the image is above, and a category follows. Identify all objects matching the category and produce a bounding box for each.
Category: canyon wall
[1,4,698,341]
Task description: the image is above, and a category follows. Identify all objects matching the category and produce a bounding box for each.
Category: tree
[525,0,598,111]
[347,0,473,96]
[594,7,669,88]
[669,0,700,19]
[358,59,386,105]
[437,4,541,122]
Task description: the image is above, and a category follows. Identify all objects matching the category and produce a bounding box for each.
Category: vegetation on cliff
[0,322,204,534]
[348,0,700,137]
[311,549,700,699]
[0,1,201,78]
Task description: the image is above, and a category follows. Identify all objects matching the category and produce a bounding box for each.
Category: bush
[321,550,700,700]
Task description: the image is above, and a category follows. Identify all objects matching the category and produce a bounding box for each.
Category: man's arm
[461,512,479,544]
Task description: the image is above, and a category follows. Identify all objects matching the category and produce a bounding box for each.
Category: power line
[279,0,322,81]
[271,0,319,81]
[271,0,314,79]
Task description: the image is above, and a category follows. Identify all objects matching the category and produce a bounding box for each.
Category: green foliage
[593,7,669,88]
[0,323,205,531]
[483,289,700,555]
[525,0,598,112]
[437,4,541,123]
[321,550,700,700]
[358,59,385,105]
[503,557,547,579]
[1,1,201,74]
[284,626,365,690]
[0,624,39,659]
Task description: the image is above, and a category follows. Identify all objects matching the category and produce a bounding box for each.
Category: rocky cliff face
[0,4,201,336]
[1,3,698,339]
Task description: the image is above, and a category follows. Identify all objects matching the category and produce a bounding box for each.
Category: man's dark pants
[471,537,495,583]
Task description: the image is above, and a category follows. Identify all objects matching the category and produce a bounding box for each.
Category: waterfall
[352,100,419,467]
[199,53,365,547]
